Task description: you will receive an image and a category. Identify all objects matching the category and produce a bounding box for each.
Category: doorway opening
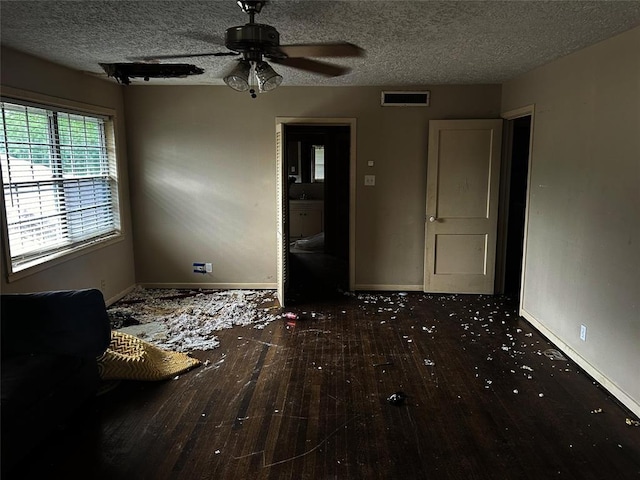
[284,125,350,304]
[499,114,532,302]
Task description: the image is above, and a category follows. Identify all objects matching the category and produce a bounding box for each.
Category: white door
[275,123,287,307]
[423,119,503,294]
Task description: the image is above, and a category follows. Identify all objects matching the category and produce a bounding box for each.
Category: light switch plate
[364,175,376,186]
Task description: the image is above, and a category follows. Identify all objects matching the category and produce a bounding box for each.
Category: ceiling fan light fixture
[223,59,251,91]
[255,60,283,92]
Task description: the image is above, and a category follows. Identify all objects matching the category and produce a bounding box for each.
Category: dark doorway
[504,115,531,299]
[284,125,350,303]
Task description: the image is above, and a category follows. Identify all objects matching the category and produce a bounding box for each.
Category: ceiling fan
[100,0,364,97]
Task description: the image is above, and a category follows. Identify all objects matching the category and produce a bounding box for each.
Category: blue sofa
[1,289,111,472]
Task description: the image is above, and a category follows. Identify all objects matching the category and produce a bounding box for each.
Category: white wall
[502,27,640,415]
[0,48,136,303]
[123,84,501,289]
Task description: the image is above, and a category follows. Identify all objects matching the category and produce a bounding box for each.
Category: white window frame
[312,144,325,182]
[0,89,123,281]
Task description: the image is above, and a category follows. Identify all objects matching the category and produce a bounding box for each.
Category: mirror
[287,139,325,184]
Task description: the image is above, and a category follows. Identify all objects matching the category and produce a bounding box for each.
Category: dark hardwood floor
[6,293,640,479]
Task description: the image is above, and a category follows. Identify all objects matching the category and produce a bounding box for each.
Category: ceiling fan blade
[269,57,350,77]
[277,42,364,58]
[128,52,239,62]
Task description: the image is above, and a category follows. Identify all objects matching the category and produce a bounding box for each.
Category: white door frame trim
[500,104,535,314]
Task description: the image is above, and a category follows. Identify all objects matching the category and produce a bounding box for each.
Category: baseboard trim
[104,284,136,307]
[521,308,640,418]
[135,283,422,293]
[353,284,423,292]
[137,282,277,290]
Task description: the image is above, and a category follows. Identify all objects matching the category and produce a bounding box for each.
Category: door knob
[428,216,437,223]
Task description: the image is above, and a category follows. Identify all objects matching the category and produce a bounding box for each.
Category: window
[312,145,325,182]
[0,99,121,275]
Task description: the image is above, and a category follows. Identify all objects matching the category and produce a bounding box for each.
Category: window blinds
[0,100,120,271]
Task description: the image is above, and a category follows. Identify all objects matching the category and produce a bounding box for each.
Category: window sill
[6,233,124,283]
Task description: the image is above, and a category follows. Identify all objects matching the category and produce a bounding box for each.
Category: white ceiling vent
[381,91,430,107]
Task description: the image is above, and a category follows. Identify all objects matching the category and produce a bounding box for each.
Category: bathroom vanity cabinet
[289,200,324,238]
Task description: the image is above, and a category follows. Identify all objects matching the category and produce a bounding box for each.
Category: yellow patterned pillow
[97,331,200,381]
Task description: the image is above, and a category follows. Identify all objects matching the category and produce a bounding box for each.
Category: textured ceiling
[1,0,640,86]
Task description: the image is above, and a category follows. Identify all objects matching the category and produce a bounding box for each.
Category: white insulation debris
[108,288,280,352]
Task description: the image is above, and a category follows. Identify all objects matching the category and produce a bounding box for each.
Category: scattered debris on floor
[352,292,413,319]
[108,287,280,352]
[108,289,613,428]
[110,321,169,345]
[626,418,640,427]
[591,408,604,414]
[283,311,299,329]
[387,391,407,406]
[414,294,590,403]
[108,310,140,329]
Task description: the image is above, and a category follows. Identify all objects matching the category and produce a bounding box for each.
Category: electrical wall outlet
[193,262,212,274]
[193,262,206,274]
[580,324,587,342]
[364,174,376,186]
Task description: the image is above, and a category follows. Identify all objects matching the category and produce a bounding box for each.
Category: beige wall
[0,48,136,303]
[502,27,640,414]
[123,84,501,288]
[1,24,636,416]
